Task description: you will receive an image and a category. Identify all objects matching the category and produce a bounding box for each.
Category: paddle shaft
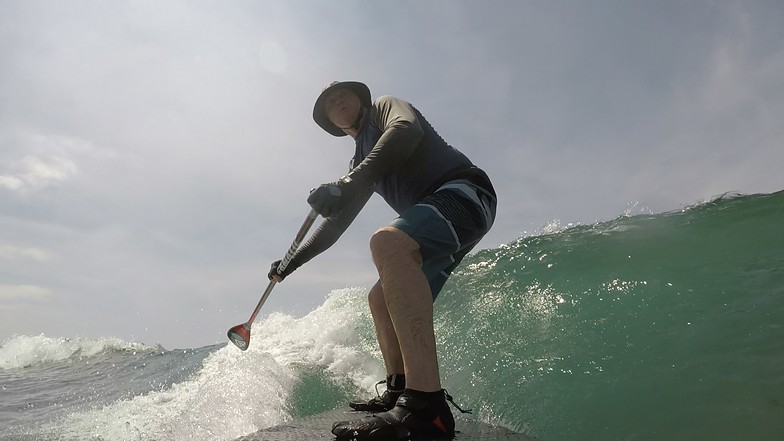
[244,208,318,325]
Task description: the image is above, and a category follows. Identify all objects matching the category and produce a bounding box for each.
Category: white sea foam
[48,287,384,441]
[0,334,157,369]
[56,346,295,441]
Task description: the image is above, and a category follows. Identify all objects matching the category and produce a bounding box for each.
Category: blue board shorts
[390,179,497,300]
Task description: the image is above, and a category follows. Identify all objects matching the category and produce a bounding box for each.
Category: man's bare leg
[368,280,404,375]
[369,226,441,392]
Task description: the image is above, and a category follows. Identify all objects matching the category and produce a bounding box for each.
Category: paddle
[227,208,319,350]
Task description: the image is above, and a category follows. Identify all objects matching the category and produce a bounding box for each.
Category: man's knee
[369,227,422,265]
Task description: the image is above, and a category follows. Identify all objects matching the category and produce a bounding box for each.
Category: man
[268,81,497,440]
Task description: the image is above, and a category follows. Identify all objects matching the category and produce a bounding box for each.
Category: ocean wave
[0,334,162,369]
[3,190,783,441]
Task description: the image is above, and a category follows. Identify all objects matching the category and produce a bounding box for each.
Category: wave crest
[0,334,161,369]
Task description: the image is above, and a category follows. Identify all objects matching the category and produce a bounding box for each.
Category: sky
[1,0,783,350]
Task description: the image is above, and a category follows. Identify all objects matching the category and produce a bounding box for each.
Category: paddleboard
[233,407,537,440]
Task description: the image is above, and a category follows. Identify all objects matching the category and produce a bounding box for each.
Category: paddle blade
[227,323,251,351]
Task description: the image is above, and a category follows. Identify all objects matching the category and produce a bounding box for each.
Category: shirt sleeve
[283,184,374,275]
[345,95,424,185]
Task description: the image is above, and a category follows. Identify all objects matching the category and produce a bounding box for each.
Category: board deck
[233,407,537,441]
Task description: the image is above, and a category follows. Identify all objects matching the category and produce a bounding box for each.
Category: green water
[433,191,784,440]
[289,365,357,418]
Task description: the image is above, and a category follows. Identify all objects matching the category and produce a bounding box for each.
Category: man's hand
[307,176,366,218]
[307,183,343,218]
[268,260,286,282]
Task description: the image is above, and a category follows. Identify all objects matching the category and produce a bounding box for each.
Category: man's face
[324,88,361,131]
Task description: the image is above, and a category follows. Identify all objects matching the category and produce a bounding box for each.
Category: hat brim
[313,81,371,137]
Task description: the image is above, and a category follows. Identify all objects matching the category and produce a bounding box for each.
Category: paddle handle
[245,208,318,325]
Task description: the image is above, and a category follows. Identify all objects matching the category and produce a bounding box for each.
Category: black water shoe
[334,389,462,440]
[349,388,402,412]
[349,374,405,412]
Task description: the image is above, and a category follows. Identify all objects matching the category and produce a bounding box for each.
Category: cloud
[0,175,24,191]
[0,132,92,192]
[0,284,52,303]
[0,244,55,262]
[0,155,78,191]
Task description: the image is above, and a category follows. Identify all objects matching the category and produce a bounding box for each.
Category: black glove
[307,176,365,218]
[268,260,291,282]
[307,183,343,218]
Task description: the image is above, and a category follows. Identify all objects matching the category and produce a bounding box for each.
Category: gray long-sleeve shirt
[349,95,476,214]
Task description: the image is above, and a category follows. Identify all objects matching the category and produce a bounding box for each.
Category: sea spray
[1,287,385,441]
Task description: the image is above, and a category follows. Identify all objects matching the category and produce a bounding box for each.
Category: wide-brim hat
[313,81,371,137]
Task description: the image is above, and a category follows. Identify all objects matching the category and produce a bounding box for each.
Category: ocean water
[1,191,783,441]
